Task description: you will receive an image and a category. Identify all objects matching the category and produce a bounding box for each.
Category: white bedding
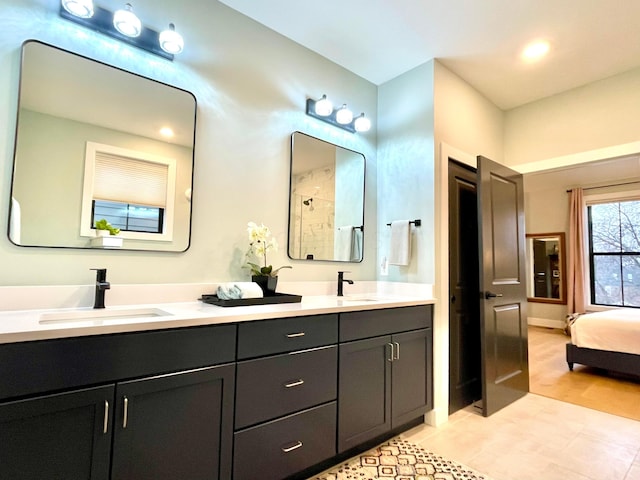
[570,308,640,356]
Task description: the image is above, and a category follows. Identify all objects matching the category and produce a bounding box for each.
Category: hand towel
[335,226,354,261]
[217,282,264,300]
[388,220,411,266]
[9,197,21,244]
[351,228,363,261]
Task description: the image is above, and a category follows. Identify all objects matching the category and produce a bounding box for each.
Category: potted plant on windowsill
[94,219,121,236]
[92,219,123,248]
[245,221,291,295]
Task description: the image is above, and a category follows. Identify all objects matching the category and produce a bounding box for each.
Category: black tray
[199,292,302,307]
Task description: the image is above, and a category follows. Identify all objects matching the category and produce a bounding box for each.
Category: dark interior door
[477,155,529,417]
[448,160,481,414]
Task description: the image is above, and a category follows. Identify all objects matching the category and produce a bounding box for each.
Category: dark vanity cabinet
[0,324,236,480]
[338,305,433,452]
[0,385,114,479]
[233,314,339,480]
[0,304,433,480]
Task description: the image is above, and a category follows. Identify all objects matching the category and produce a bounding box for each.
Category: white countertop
[0,293,435,344]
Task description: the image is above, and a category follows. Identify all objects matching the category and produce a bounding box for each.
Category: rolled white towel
[216,282,264,300]
[234,282,264,299]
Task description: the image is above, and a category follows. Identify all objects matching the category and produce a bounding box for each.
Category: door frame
[428,142,476,427]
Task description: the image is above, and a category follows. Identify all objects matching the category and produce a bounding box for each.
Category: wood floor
[528,326,640,421]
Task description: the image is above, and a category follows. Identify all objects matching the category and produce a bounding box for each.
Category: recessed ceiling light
[522,40,550,61]
[159,127,174,137]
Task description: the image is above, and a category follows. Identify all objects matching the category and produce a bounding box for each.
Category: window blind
[93,152,168,208]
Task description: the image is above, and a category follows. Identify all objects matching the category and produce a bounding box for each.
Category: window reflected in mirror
[8,40,196,252]
[526,232,567,304]
[288,132,365,262]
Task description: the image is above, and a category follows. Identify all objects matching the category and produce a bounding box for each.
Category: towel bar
[386,219,421,227]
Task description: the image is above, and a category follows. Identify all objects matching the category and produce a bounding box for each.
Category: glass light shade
[354,113,371,132]
[159,23,184,54]
[335,104,353,124]
[314,95,333,116]
[113,3,142,38]
[61,0,94,18]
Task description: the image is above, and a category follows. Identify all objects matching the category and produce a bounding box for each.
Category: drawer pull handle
[284,379,305,388]
[286,332,305,338]
[123,396,129,429]
[103,400,109,434]
[282,441,303,453]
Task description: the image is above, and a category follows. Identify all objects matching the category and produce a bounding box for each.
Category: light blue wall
[0,0,378,286]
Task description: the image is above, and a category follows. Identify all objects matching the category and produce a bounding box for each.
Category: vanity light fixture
[58,1,184,61]
[314,94,333,116]
[61,0,94,18]
[113,3,141,37]
[306,95,371,134]
[335,104,353,125]
[354,113,371,133]
[159,23,184,54]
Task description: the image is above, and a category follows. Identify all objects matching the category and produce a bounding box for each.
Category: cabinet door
[0,385,114,480]
[338,336,391,453]
[111,364,235,480]
[391,328,432,427]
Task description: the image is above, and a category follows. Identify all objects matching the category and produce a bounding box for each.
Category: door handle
[485,291,503,299]
[387,343,394,362]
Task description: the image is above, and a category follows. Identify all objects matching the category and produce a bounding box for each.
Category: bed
[566,308,640,377]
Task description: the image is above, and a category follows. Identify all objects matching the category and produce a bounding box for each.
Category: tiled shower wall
[290,164,335,260]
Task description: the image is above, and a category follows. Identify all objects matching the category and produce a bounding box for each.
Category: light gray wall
[0,0,377,286]
[377,61,435,283]
[504,66,640,169]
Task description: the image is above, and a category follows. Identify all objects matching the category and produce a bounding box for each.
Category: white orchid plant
[245,222,292,277]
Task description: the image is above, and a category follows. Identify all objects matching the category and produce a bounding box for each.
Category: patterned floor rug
[311,437,492,480]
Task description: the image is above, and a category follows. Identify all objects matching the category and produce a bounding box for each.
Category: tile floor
[403,393,640,480]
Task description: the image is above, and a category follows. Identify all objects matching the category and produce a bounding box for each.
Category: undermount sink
[39,307,172,325]
[338,296,380,302]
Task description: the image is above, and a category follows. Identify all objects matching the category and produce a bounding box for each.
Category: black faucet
[337,271,354,297]
[91,268,110,309]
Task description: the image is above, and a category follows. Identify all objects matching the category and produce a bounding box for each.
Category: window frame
[584,190,640,310]
[80,142,176,242]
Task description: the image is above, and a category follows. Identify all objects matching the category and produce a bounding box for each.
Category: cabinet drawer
[237,314,338,359]
[0,324,237,402]
[235,346,337,429]
[340,305,433,341]
[233,402,336,480]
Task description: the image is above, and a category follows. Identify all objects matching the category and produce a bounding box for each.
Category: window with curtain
[588,198,640,307]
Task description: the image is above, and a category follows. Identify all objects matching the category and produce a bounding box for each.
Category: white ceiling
[218,0,640,110]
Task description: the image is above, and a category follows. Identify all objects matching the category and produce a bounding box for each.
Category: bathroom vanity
[0,296,433,480]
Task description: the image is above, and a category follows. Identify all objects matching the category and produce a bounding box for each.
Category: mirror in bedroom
[288,131,365,262]
[526,232,567,304]
[8,40,196,252]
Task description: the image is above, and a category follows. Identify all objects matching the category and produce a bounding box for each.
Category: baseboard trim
[528,317,564,329]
